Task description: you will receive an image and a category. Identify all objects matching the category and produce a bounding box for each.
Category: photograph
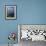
[5,5,16,20]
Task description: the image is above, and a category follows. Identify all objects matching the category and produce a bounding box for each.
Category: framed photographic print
[5,5,16,20]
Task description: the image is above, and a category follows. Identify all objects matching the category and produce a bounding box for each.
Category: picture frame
[18,24,46,42]
[5,5,16,20]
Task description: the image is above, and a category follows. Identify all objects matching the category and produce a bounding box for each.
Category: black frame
[5,5,17,20]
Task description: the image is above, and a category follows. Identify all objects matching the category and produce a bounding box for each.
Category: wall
[0,0,46,44]
[0,0,18,44]
[18,0,46,24]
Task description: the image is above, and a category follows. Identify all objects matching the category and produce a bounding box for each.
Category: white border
[18,25,20,43]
